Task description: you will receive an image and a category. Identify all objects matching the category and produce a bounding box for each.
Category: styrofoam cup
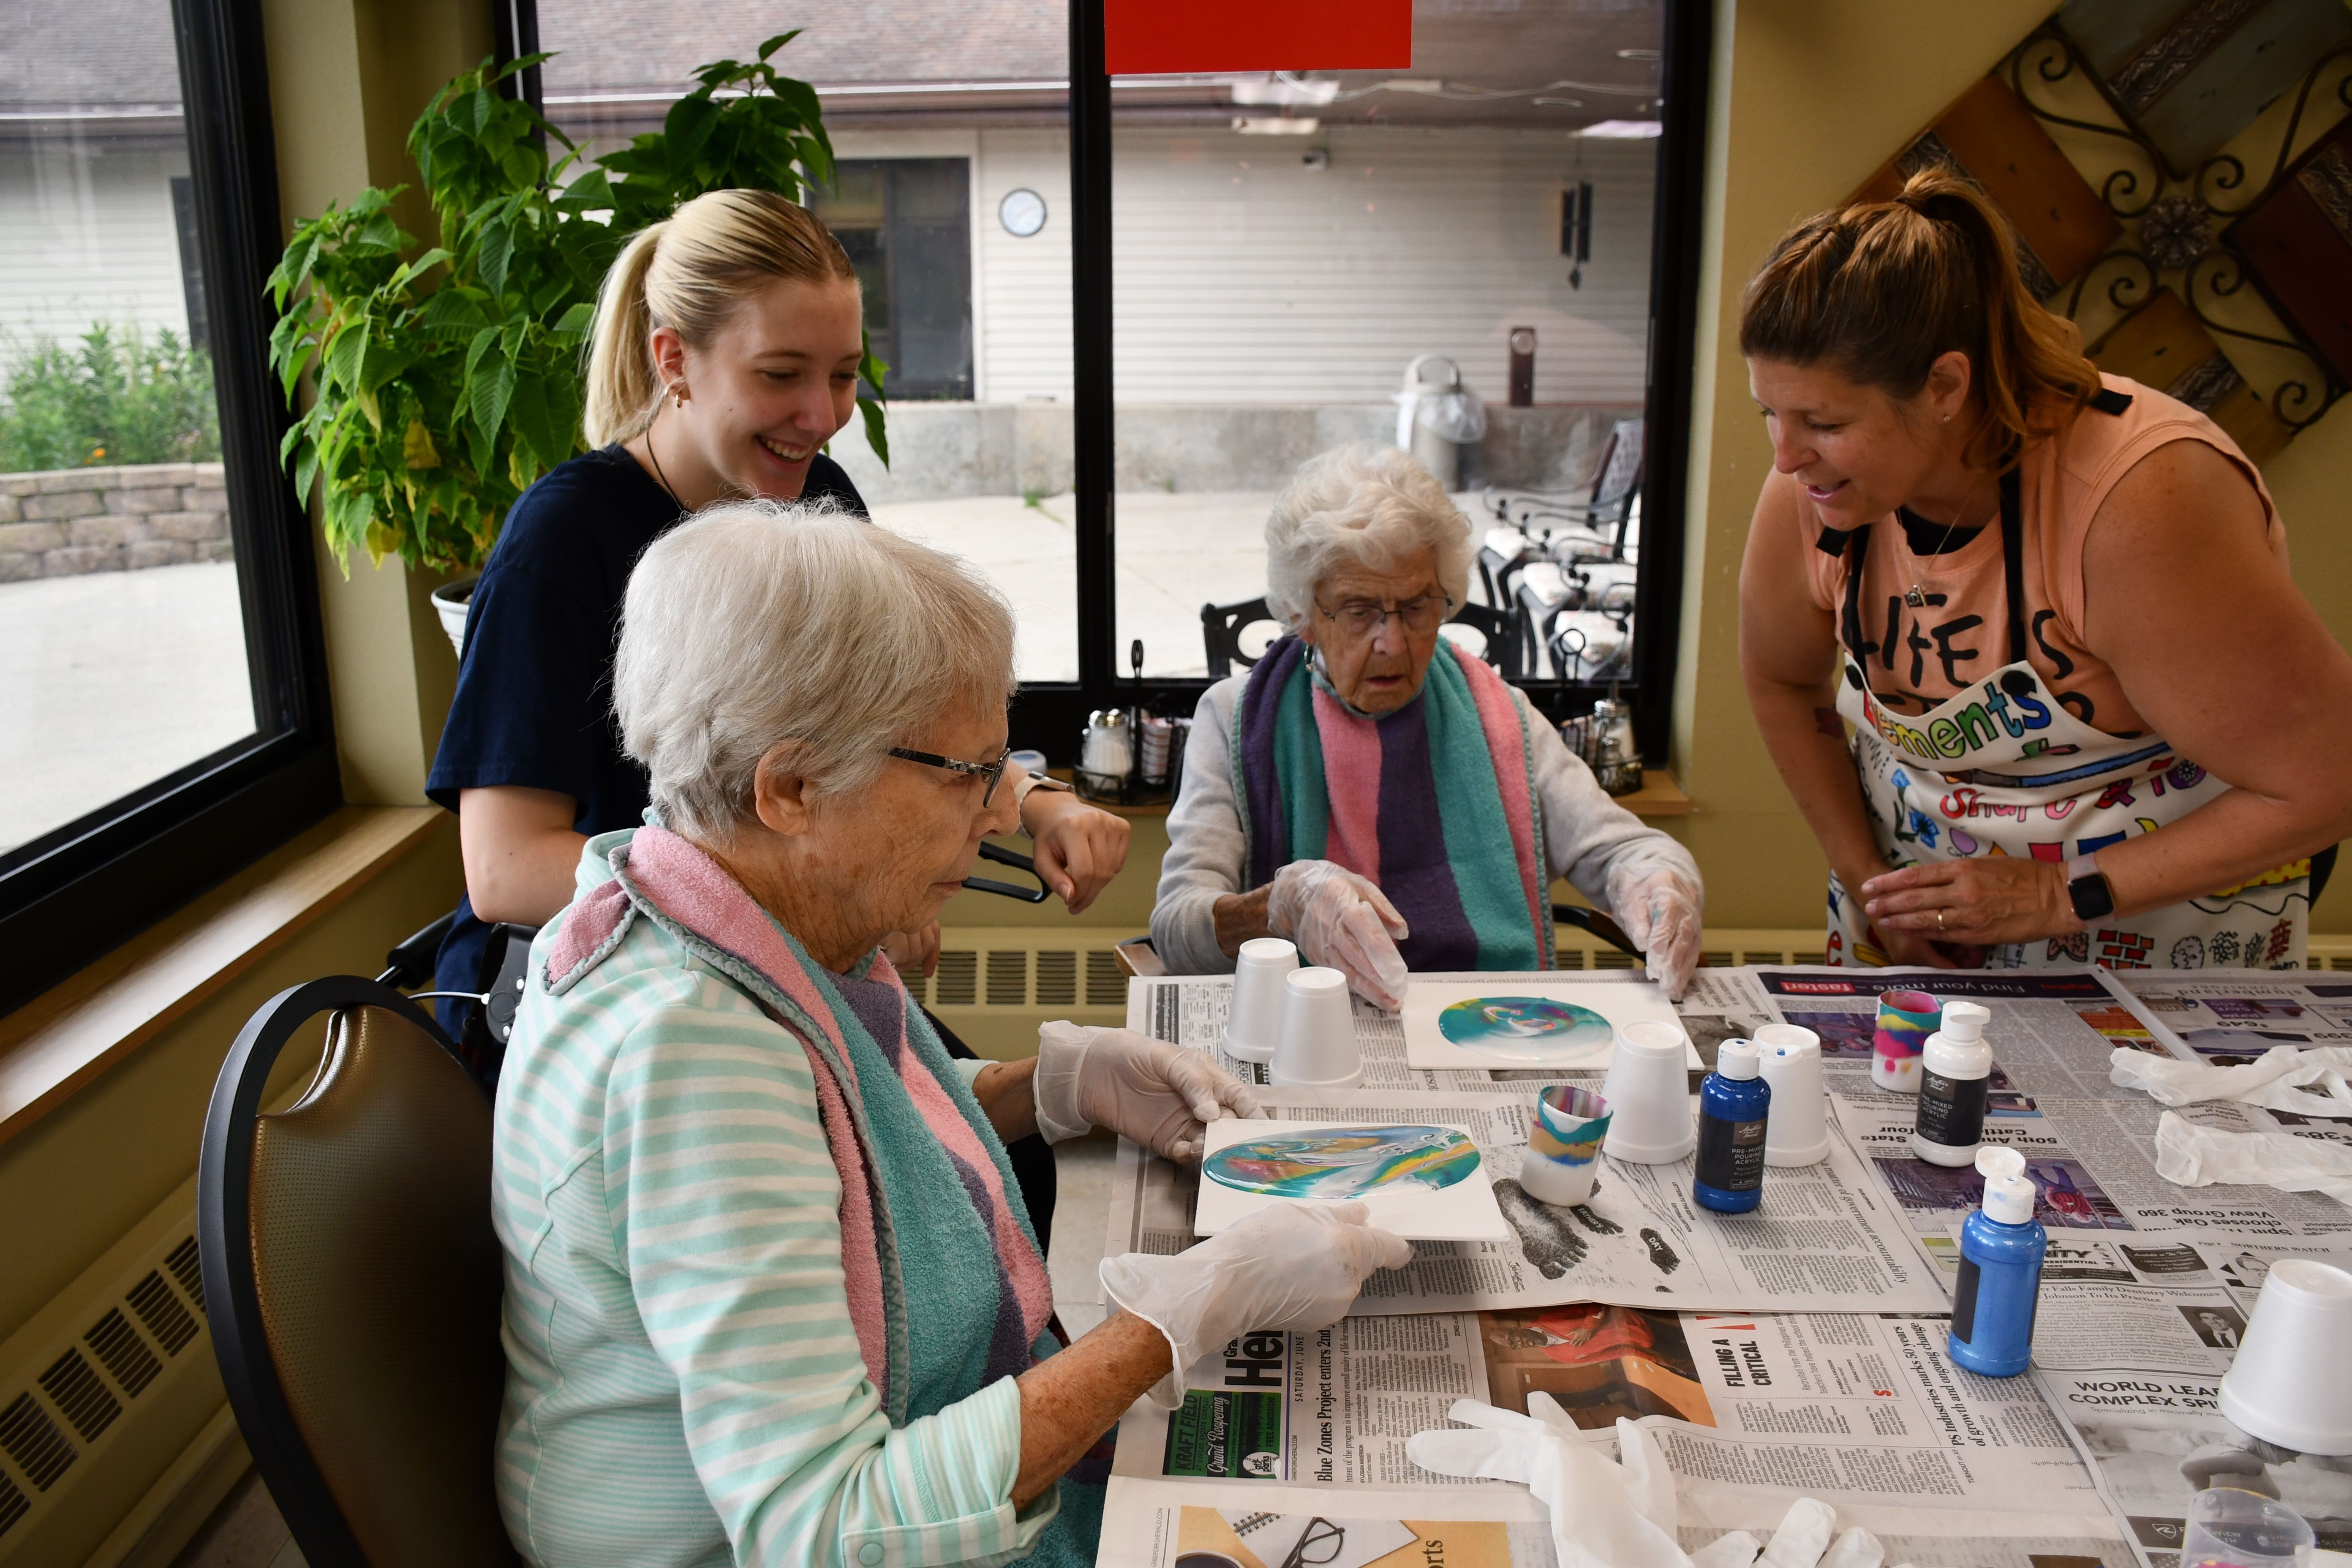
[1269,966,1363,1089]
[1755,1024,1832,1167]
[1598,1019,1694,1164]
[1521,1085,1611,1206]
[1223,936,1298,1064]
[2219,1258,2352,1455]
[2180,1486,2313,1567]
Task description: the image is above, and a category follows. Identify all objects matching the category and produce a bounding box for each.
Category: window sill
[0,804,442,1146]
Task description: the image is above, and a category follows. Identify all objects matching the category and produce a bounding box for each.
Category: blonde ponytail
[581,188,858,446]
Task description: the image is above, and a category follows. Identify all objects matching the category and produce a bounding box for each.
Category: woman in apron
[1737,172,2352,970]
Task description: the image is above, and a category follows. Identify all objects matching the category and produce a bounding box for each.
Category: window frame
[0,0,341,1017]
[1015,0,1714,762]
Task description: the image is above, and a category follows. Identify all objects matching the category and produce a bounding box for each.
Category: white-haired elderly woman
[1156,446,1704,1003]
[492,501,1411,1568]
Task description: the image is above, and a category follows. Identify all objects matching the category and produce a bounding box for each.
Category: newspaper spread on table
[1100,964,2349,1568]
[1104,1088,1946,1316]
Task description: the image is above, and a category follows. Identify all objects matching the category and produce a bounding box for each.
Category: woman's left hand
[1033,1023,1264,1160]
[1022,788,1131,914]
[1861,857,2078,947]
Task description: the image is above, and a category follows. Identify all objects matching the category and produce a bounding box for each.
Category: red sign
[1103,0,1413,75]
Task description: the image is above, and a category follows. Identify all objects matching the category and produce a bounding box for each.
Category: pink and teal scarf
[1235,635,1553,972]
[542,825,1054,1428]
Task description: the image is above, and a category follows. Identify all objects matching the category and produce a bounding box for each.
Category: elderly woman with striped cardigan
[1154,446,1706,1004]
[490,501,1411,1568]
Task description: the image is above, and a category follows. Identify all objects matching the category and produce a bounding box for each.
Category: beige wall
[1667,0,2352,934]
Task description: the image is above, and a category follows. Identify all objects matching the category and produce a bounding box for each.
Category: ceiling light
[1576,119,1663,138]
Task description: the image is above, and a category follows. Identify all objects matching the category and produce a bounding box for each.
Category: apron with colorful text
[1827,469,2310,972]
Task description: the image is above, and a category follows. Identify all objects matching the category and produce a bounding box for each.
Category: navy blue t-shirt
[427,444,867,1014]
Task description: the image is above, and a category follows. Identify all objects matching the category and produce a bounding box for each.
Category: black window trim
[0,0,340,1018]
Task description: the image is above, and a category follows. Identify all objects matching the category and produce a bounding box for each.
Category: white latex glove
[2155,1110,2352,1205]
[1407,1400,1887,1568]
[1033,1023,1263,1158]
[1608,863,1704,1001]
[1099,1200,1413,1408]
[1267,859,1410,1010]
[2112,1044,2352,1118]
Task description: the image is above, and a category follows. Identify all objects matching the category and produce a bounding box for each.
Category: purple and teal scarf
[1235,635,1553,972]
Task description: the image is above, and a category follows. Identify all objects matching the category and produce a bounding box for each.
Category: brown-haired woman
[425,191,1129,1222]
[1737,172,2352,972]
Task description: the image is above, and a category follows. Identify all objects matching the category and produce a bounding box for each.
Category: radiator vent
[1086,950,1125,1007]
[126,1272,198,1356]
[0,1473,25,1537]
[34,1352,117,1445]
[166,1236,204,1313]
[0,1396,72,1492]
[82,1310,159,1398]
[933,950,978,1007]
[1034,950,1078,1006]
[985,951,1026,1007]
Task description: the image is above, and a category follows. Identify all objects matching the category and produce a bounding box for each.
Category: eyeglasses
[885,745,1014,806]
[1313,593,1454,640]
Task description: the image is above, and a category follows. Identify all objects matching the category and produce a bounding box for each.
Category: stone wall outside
[0,463,231,582]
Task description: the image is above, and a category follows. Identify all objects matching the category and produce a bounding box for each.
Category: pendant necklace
[1903,476,1990,608]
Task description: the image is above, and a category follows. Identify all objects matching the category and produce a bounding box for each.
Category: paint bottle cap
[1715,1038,1761,1081]
[1976,1144,2034,1225]
[1941,1000,1991,1044]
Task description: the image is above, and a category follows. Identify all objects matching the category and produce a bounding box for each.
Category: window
[536,9,1082,681]
[518,0,1710,750]
[0,0,339,1014]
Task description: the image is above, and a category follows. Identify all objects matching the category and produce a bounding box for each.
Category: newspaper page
[2109,970,2352,1055]
[1103,1089,1947,1316]
[2026,1236,2352,1568]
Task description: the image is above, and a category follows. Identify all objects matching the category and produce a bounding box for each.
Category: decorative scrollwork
[2063,248,2158,323]
[2004,29,2167,219]
[2183,251,2341,431]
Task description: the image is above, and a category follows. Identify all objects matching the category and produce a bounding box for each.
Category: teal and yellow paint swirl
[1204,1126,1481,1199]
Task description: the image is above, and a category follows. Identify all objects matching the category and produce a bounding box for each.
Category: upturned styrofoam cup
[2218,1258,2352,1455]
[1223,936,1298,1064]
[1521,1085,1611,1206]
[1269,966,1364,1089]
[1755,1024,1832,1167]
[1598,1019,1695,1164]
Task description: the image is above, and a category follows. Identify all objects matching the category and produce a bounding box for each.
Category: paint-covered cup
[1873,989,1941,1094]
[1520,1085,1611,1206]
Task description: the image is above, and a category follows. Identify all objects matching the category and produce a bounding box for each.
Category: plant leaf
[757,30,801,60]
[858,393,890,469]
[477,217,514,297]
[471,351,515,441]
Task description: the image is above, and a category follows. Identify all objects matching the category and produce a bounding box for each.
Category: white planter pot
[431,577,478,656]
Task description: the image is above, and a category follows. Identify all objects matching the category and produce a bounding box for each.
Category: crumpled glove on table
[2112,1044,2352,1119]
[1607,863,1704,1002]
[1267,859,1411,1010]
[1099,1200,1413,1408]
[2155,1110,2352,1207]
[1406,1397,1899,1568]
[1033,1022,1263,1160]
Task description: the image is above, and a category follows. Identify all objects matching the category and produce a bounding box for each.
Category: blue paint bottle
[1693,1038,1770,1214]
[1948,1146,2046,1377]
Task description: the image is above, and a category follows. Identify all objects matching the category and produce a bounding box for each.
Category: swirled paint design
[1435,996,1613,1060]
[1203,1126,1481,1199]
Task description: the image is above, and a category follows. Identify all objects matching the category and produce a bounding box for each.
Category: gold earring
[668,384,686,409]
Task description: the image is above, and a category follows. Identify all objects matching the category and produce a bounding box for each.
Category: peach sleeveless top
[1777,375,2282,737]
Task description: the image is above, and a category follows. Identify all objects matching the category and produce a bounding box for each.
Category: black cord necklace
[644,397,685,509]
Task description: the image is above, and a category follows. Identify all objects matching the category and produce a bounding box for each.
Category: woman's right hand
[1267,860,1410,1009]
[1099,1202,1414,1407]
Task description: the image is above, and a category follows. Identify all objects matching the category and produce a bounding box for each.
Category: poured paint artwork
[1205,1126,1481,1200]
[1436,996,1614,1060]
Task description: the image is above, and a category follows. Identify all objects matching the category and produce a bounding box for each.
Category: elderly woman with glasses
[492,500,1413,1568]
[1156,446,1705,1003]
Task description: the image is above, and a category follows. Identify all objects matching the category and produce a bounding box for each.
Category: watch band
[1013,770,1074,811]
[2065,854,2115,923]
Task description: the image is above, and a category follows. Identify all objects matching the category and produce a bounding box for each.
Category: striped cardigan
[490,831,1062,1568]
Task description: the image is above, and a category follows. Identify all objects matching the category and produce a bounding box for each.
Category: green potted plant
[266,35,888,649]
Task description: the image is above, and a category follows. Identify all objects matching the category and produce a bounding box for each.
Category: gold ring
[1937,909,1946,933]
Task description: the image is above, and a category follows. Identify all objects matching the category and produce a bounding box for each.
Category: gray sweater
[1150,674,1703,974]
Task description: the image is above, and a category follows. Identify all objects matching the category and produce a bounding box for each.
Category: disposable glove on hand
[1406,1399,1894,1568]
[1268,859,1411,1010]
[1099,1200,1413,1408]
[1033,1023,1263,1159]
[1607,864,1704,1001]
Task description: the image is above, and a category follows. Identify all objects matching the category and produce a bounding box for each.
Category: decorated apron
[1827,468,2310,972]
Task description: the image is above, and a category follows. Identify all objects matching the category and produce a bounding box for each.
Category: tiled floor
[170,1134,1124,1568]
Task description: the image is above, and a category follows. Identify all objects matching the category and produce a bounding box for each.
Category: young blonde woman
[427,190,1127,1234]
[1738,172,2352,972]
